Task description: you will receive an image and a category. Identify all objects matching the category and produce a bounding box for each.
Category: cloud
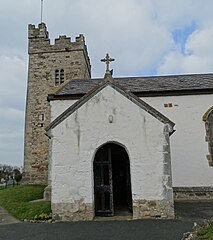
[38,0,213,77]
[157,26,213,74]
[152,0,213,29]
[42,0,176,76]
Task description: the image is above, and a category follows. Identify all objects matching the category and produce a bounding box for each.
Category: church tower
[23,23,91,184]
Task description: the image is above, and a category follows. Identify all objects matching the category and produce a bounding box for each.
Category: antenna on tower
[41,0,44,23]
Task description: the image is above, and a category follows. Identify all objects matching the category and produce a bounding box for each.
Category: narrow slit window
[39,114,45,121]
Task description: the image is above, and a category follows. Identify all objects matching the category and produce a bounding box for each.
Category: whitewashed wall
[51,100,78,121]
[50,92,213,189]
[50,86,171,206]
[143,94,213,187]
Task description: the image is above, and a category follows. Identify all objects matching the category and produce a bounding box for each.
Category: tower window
[55,69,65,86]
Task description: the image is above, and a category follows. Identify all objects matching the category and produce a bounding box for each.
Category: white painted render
[50,86,171,205]
[143,94,213,187]
[50,92,213,189]
[51,100,78,121]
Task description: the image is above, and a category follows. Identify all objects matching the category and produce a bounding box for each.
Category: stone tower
[23,23,91,184]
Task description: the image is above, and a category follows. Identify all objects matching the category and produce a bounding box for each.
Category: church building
[23,23,213,221]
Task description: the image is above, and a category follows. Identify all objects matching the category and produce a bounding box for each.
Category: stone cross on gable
[101,53,115,74]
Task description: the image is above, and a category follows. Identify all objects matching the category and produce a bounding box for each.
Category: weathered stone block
[52,202,94,221]
[23,23,91,185]
[133,199,174,219]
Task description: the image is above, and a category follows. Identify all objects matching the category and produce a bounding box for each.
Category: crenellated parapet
[28,23,49,39]
[28,24,88,57]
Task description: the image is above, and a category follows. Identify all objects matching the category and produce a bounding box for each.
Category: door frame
[93,142,132,216]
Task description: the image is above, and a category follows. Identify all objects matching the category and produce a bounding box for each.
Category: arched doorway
[93,143,132,217]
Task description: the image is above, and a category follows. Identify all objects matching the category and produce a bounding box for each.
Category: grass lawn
[197,225,213,239]
[0,185,51,220]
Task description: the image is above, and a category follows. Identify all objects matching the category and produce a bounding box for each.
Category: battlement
[76,34,85,43]
[29,23,49,39]
[54,34,85,45]
[28,23,88,55]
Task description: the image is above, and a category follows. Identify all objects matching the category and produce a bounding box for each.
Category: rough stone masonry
[23,23,91,184]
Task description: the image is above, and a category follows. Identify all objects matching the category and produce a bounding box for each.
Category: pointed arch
[93,142,132,217]
[203,107,213,122]
[203,107,213,166]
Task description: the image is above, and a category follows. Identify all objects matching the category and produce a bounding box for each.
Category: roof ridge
[48,73,213,98]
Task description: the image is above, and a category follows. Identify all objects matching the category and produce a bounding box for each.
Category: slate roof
[46,78,175,133]
[49,73,213,99]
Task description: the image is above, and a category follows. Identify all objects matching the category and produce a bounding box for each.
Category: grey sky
[0,0,213,167]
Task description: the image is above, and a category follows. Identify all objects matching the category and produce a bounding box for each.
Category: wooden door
[126,163,133,211]
[94,145,114,216]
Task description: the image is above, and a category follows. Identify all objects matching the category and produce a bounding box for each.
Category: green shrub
[34,213,51,221]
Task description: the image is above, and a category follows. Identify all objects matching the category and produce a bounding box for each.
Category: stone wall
[23,23,91,184]
[52,199,175,221]
[52,202,93,221]
[133,199,174,219]
[174,187,213,201]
